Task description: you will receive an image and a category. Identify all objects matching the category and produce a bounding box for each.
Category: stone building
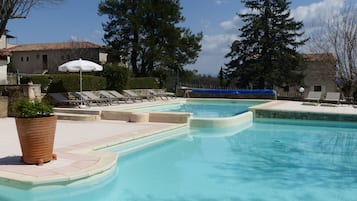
[0,41,107,74]
[302,53,337,94]
[276,53,337,99]
[0,32,16,84]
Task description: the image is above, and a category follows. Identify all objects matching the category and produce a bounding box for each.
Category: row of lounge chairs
[48,89,175,107]
[303,91,344,106]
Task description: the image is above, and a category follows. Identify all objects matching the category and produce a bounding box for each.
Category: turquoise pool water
[2,119,357,201]
[132,100,265,117]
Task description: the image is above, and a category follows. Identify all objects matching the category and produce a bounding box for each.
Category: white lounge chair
[303,91,322,105]
[98,90,131,103]
[72,91,109,106]
[123,90,150,101]
[147,89,175,100]
[321,92,340,106]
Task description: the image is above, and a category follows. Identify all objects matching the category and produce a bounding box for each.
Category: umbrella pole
[80,69,83,106]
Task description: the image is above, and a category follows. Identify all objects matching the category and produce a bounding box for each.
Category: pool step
[54,108,101,121]
[55,112,101,121]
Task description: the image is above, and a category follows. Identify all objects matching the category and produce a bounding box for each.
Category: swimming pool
[132,99,266,117]
[2,119,357,201]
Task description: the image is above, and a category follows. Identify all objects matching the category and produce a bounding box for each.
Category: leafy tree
[98,0,202,77]
[0,0,63,36]
[309,5,357,99]
[225,0,307,89]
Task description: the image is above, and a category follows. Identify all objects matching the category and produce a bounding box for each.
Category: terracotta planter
[15,115,57,165]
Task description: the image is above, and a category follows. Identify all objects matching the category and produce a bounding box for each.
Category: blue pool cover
[191,89,276,95]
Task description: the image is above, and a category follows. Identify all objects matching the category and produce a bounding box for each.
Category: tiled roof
[1,41,104,52]
[302,53,335,62]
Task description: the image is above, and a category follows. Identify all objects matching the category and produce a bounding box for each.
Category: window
[314,85,322,91]
[21,57,23,62]
[42,55,48,70]
[26,57,29,62]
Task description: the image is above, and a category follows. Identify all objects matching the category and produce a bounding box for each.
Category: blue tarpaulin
[191,89,276,95]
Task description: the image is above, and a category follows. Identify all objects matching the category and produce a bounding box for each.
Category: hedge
[126,77,159,89]
[21,74,161,92]
[21,74,107,93]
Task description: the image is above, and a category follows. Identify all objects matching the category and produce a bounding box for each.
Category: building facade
[276,53,337,98]
[1,41,107,74]
[302,53,337,94]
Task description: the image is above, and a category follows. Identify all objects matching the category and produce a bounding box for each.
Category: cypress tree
[225,0,308,89]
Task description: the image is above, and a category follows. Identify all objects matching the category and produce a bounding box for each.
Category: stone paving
[0,118,182,189]
[251,100,357,115]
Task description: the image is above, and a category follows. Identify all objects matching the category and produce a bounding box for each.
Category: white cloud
[202,34,237,54]
[69,36,80,41]
[215,0,224,5]
[220,15,240,33]
[184,34,238,75]
[215,0,236,6]
[292,0,344,24]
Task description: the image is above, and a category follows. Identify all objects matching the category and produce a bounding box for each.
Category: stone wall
[0,84,42,117]
[0,65,6,85]
[253,109,357,122]
[303,60,337,95]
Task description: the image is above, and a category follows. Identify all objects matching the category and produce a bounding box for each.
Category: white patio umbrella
[58,58,103,106]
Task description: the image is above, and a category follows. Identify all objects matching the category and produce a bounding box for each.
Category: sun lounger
[123,90,148,102]
[47,93,82,106]
[82,91,111,105]
[98,90,130,104]
[303,91,322,105]
[147,89,175,100]
[72,91,109,106]
[321,92,341,106]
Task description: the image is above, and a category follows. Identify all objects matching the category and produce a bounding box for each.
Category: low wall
[253,109,357,122]
[0,96,8,117]
[189,111,253,128]
[149,112,191,124]
[101,110,191,124]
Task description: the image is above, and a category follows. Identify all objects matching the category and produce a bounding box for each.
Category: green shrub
[126,77,159,89]
[101,64,129,92]
[13,99,53,118]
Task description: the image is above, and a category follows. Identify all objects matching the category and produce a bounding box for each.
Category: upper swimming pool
[131,99,267,118]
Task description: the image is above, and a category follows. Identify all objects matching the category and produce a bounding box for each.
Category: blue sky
[7,0,356,75]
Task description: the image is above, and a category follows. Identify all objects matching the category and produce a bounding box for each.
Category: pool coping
[249,100,357,122]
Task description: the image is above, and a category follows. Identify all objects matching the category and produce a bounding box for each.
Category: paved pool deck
[0,99,356,189]
[252,100,357,115]
[0,118,183,189]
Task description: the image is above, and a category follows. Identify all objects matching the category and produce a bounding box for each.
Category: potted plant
[13,99,57,165]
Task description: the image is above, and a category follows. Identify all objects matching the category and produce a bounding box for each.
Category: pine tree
[98,0,202,77]
[225,0,308,89]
